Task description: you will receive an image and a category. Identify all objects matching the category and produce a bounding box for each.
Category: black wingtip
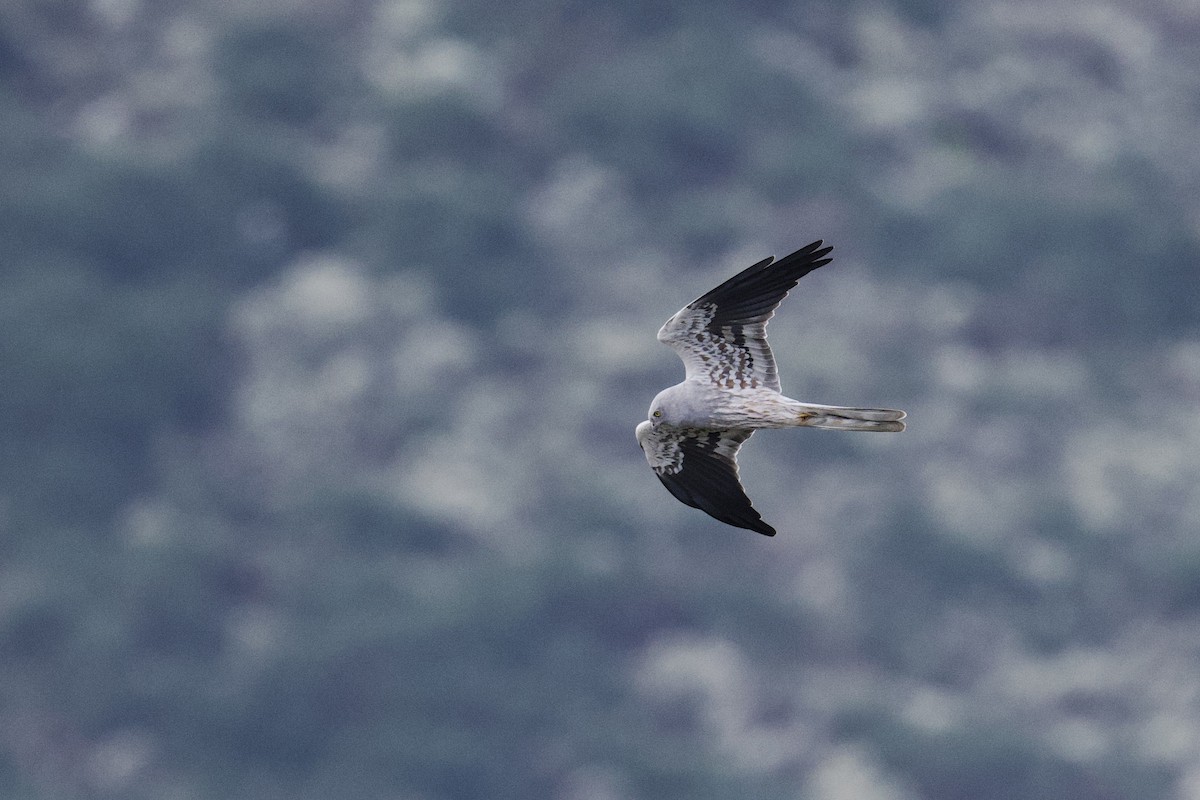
[777,239,833,269]
[689,238,833,323]
[716,507,777,536]
[749,519,776,537]
[692,513,775,537]
[718,512,775,536]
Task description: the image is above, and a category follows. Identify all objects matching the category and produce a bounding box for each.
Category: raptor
[636,240,905,536]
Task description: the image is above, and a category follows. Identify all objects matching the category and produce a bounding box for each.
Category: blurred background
[2,0,1200,797]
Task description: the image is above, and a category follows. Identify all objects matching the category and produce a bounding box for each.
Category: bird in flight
[635,240,905,536]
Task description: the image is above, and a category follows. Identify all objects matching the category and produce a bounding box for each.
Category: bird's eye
[652,410,662,418]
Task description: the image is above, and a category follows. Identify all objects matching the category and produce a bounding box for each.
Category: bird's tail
[793,403,906,432]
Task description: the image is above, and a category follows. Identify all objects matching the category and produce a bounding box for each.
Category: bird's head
[647,387,681,428]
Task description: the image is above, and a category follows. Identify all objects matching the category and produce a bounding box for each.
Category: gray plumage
[636,240,906,536]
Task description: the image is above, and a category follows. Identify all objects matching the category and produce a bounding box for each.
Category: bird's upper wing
[657,240,832,393]
[636,422,774,536]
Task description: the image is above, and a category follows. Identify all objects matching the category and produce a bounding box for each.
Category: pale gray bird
[636,240,906,536]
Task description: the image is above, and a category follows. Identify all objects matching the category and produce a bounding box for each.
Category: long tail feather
[795,404,906,432]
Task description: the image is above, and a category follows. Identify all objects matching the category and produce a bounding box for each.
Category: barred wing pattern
[636,423,773,536]
[657,240,832,392]
[637,239,905,536]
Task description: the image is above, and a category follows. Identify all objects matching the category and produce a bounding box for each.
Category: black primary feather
[691,240,832,330]
[652,430,775,536]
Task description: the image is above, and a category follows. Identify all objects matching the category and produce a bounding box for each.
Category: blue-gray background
[3,0,1199,797]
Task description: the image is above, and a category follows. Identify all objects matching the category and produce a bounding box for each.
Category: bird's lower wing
[636,424,774,536]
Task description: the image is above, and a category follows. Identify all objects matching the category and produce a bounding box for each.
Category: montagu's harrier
[636,240,905,536]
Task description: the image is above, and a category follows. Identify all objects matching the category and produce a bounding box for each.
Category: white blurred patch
[935,345,987,393]
[558,765,631,800]
[1176,767,1200,800]
[1047,718,1110,762]
[874,146,978,210]
[239,255,373,332]
[923,462,1031,542]
[1064,413,1200,534]
[398,433,524,530]
[87,729,155,795]
[792,558,853,618]
[852,5,937,81]
[311,123,388,193]
[390,318,477,385]
[636,635,749,716]
[365,25,495,100]
[227,255,481,504]
[852,79,930,130]
[387,380,539,546]
[375,0,437,37]
[1014,538,1073,588]
[921,284,978,336]
[974,3,1159,71]
[225,603,285,665]
[568,319,660,372]
[901,685,963,733]
[121,499,178,547]
[636,634,805,772]
[92,0,139,28]
[1168,340,1200,388]
[1141,711,1197,763]
[76,95,131,147]
[526,157,651,279]
[805,746,916,800]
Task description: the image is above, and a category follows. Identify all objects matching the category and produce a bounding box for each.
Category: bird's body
[636,240,905,536]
